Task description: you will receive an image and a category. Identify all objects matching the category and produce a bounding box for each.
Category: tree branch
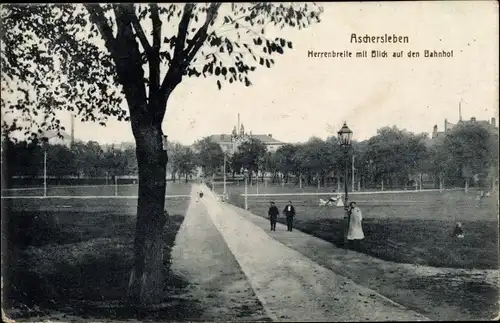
[127,5,152,54]
[151,4,161,53]
[149,3,161,100]
[172,3,195,64]
[157,3,195,105]
[185,3,222,64]
[85,4,118,59]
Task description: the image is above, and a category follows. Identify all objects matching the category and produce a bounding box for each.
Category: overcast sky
[14,1,500,145]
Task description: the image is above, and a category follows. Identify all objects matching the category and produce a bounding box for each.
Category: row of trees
[1,136,200,185]
[194,123,498,190]
[3,121,497,190]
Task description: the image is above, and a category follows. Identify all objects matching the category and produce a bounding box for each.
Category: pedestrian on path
[268,202,279,231]
[347,201,364,249]
[283,201,296,232]
[475,191,482,208]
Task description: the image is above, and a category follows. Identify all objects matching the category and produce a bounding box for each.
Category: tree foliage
[233,137,267,181]
[219,125,497,190]
[441,123,498,185]
[1,3,323,137]
[192,136,224,177]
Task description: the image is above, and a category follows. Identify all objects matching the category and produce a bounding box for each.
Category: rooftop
[209,133,284,145]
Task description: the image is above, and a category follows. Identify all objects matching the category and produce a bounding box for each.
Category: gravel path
[199,185,429,322]
[225,202,499,321]
[170,186,269,321]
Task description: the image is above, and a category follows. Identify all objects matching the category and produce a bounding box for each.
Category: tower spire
[237,113,240,137]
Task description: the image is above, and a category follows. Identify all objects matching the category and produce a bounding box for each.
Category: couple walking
[268,201,296,232]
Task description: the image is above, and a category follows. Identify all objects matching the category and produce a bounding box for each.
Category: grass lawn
[277,217,498,269]
[2,183,196,321]
[223,184,499,269]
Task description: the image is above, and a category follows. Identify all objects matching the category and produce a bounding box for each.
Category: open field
[2,183,195,321]
[218,184,499,269]
[212,180,450,195]
[1,181,192,198]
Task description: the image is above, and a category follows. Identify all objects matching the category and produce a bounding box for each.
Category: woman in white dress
[347,201,365,249]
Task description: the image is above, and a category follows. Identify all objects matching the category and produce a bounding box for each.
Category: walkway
[170,187,269,321]
[198,184,429,321]
[225,202,499,321]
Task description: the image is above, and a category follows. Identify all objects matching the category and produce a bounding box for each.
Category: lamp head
[337,122,353,147]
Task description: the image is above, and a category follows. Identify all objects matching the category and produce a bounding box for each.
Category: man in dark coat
[268,202,279,231]
[283,200,296,232]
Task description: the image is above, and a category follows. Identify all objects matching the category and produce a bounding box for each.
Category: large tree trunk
[128,124,168,305]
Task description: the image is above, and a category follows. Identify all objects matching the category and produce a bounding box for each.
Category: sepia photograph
[1,1,499,322]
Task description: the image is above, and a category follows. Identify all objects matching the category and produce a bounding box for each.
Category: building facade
[208,117,286,154]
[428,116,497,145]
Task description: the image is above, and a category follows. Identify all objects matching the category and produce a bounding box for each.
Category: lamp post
[41,137,49,198]
[223,152,227,199]
[244,168,249,210]
[338,122,353,246]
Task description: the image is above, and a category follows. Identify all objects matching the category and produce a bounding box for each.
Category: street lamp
[243,168,249,210]
[338,122,353,246]
[223,152,228,200]
[41,137,49,197]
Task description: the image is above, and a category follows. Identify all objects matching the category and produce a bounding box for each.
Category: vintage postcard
[1,1,498,322]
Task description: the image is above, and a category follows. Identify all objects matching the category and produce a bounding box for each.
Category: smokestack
[491,118,496,127]
[459,100,462,121]
[237,113,240,136]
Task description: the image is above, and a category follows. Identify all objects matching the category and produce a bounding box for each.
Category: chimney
[491,118,496,127]
[471,117,476,122]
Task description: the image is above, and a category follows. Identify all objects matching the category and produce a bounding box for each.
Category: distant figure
[199,191,204,198]
[268,202,280,231]
[336,193,344,207]
[283,201,296,232]
[347,201,365,249]
[452,222,464,238]
[475,191,482,208]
